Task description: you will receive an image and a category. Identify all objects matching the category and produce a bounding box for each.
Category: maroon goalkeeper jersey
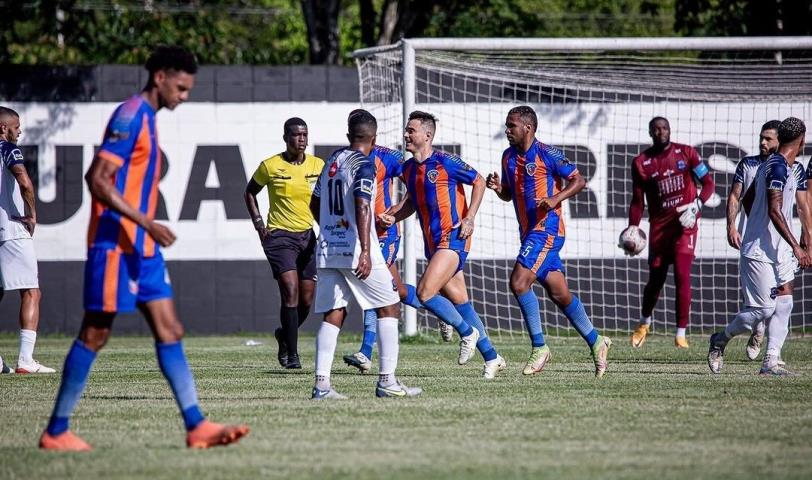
[630,142,708,232]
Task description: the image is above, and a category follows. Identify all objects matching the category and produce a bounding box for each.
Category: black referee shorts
[262,229,317,281]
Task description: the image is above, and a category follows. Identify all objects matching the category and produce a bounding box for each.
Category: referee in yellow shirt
[244,118,324,369]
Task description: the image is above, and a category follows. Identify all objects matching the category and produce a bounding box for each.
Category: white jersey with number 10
[314,148,384,269]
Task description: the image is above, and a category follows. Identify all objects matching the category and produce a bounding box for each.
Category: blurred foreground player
[40,46,248,451]
[624,117,716,349]
[0,107,54,374]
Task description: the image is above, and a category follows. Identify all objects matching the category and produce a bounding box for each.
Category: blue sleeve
[543,144,577,179]
[1,143,25,169]
[312,171,323,198]
[795,163,808,192]
[443,153,478,185]
[98,104,143,166]
[766,161,789,191]
[352,159,376,201]
[732,159,746,185]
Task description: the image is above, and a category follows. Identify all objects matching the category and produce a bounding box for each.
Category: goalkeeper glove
[676,199,702,229]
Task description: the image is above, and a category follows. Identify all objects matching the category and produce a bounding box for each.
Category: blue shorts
[84,248,173,313]
[379,236,401,267]
[516,233,565,281]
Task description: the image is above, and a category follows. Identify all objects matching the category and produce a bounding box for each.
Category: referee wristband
[252,218,265,230]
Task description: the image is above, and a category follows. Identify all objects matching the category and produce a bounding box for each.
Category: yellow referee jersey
[251,152,324,232]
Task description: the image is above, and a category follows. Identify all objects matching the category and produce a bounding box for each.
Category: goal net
[354,38,812,337]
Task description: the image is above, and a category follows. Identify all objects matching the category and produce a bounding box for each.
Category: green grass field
[2,333,812,480]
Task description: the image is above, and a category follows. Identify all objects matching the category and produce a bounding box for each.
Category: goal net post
[354,37,812,338]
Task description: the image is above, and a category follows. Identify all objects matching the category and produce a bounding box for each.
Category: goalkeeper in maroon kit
[623,117,716,349]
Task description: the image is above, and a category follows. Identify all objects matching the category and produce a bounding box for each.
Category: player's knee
[80,328,111,351]
[21,288,41,303]
[378,303,400,318]
[280,283,299,306]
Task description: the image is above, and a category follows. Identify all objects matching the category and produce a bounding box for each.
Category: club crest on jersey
[328,161,338,177]
[427,169,439,183]
[12,149,24,160]
[677,160,686,171]
[525,163,537,175]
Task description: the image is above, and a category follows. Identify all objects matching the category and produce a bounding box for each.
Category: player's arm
[676,154,717,229]
[538,171,585,213]
[9,163,37,236]
[628,164,645,227]
[384,193,416,224]
[352,160,376,280]
[85,156,176,247]
[726,181,744,249]
[486,170,512,202]
[457,174,486,239]
[767,189,811,268]
[244,178,268,241]
[795,189,812,252]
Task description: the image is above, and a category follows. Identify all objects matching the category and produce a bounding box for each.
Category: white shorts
[740,255,796,308]
[314,266,400,313]
[0,238,39,290]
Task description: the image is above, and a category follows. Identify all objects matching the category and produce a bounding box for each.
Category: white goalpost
[353,37,812,338]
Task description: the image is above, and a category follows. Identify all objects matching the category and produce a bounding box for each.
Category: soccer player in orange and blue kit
[39,46,248,452]
[384,111,506,379]
[486,106,611,377]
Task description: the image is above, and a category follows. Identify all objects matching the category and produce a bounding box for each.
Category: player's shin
[454,302,497,361]
[724,306,774,340]
[422,295,474,336]
[402,284,423,309]
[765,295,792,360]
[280,306,300,358]
[360,309,377,359]
[156,341,205,431]
[515,290,545,347]
[376,317,399,386]
[315,322,340,390]
[562,296,599,348]
[46,339,97,435]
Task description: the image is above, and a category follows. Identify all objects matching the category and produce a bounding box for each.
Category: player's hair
[507,105,537,131]
[348,109,377,142]
[0,106,19,120]
[777,117,806,144]
[145,45,198,81]
[408,110,437,135]
[761,120,781,133]
[283,117,307,136]
[648,116,669,129]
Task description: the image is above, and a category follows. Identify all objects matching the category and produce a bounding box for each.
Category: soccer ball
[618,226,646,256]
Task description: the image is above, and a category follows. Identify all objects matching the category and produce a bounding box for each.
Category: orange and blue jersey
[402,150,478,258]
[88,95,162,257]
[501,139,578,241]
[373,145,404,242]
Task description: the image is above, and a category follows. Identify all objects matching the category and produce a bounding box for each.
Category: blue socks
[455,302,497,361]
[402,284,423,309]
[516,290,545,347]
[422,295,474,337]
[563,296,598,347]
[360,309,377,358]
[46,339,97,435]
[156,341,205,431]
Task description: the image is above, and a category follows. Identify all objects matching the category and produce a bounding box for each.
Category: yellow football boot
[674,336,690,349]
[630,324,649,348]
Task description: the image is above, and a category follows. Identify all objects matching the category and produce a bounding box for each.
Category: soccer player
[383,111,506,379]
[486,105,612,377]
[309,109,421,398]
[0,106,54,374]
[244,117,323,369]
[708,117,811,375]
[625,117,716,349]
[725,120,782,361]
[39,46,248,451]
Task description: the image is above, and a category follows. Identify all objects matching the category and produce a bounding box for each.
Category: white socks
[766,295,792,358]
[376,317,399,383]
[19,329,36,363]
[315,322,340,388]
[724,306,775,340]
[676,327,686,338]
[641,316,652,327]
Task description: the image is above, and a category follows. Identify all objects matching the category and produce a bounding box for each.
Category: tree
[301,0,341,64]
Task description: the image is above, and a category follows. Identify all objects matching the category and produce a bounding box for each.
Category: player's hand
[486,172,502,193]
[727,226,742,250]
[12,215,36,236]
[147,220,177,247]
[377,213,396,229]
[537,197,561,213]
[793,245,812,269]
[676,199,702,229]
[454,217,475,239]
[354,250,372,280]
[617,225,641,256]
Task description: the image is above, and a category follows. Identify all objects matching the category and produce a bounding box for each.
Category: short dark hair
[0,106,19,120]
[778,117,806,144]
[649,116,669,129]
[408,110,437,134]
[283,117,307,136]
[507,105,537,131]
[145,45,198,77]
[761,120,782,133]
[348,110,377,141]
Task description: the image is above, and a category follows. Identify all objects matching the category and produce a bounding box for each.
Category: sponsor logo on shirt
[328,161,338,177]
[12,149,23,161]
[643,159,652,165]
[427,169,439,183]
